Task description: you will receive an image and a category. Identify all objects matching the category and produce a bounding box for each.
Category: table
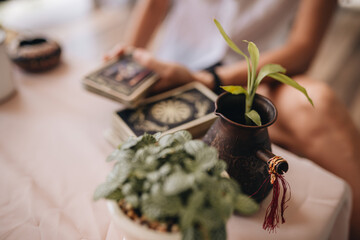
[0,4,352,240]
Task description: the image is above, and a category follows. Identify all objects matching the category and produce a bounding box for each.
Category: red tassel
[263,172,291,232]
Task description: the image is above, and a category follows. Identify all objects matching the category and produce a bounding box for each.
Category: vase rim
[215,92,277,129]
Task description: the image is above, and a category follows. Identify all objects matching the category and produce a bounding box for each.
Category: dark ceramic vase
[203,92,287,202]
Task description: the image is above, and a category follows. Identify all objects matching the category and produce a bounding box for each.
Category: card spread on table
[111,82,218,142]
[82,54,159,107]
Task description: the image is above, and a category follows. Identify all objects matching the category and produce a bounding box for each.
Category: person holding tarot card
[105,0,360,238]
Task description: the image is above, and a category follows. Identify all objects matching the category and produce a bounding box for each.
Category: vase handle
[256,148,288,175]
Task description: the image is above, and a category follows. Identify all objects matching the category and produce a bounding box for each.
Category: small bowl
[107,200,181,240]
[8,36,61,72]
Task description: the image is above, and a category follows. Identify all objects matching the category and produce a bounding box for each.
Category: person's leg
[259,76,360,239]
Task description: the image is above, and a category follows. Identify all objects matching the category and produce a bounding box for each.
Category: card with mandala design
[111,82,218,140]
[82,54,159,107]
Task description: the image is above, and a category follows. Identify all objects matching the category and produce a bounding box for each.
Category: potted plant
[94,130,259,240]
[203,20,314,232]
[213,19,313,126]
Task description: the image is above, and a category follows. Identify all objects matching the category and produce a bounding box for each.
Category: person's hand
[103,43,133,62]
[132,49,197,93]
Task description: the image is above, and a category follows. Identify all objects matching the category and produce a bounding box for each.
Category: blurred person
[106,0,360,238]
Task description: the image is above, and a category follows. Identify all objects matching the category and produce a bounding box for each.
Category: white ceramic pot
[107,200,181,240]
[0,29,16,103]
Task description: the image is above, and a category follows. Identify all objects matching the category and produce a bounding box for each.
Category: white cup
[0,29,16,103]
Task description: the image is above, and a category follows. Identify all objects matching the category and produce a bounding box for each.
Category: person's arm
[133,0,338,93]
[105,0,170,60]
[213,0,338,86]
[124,0,171,48]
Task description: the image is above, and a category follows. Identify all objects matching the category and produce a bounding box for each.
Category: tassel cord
[262,156,291,232]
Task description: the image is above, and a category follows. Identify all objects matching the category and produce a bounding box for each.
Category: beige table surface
[0,4,352,240]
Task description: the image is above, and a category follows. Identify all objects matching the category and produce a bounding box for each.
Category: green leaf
[93,181,120,200]
[147,171,162,183]
[163,171,195,195]
[158,148,175,158]
[153,132,162,141]
[218,178,240,195]
[137,133,157,147]
[269,73,314,106]
[173,130,193,143]
[125,194,139,208]
[245,110,262,126]
[214,19,247,58]
[184,140,206,156]
[234,194,259,216]
[106,161,131,185]
[182,226,203,240]
[144,155,159,170]
[220,85,248,96]
[210,160,227,176]
[133,148,148,163]
[118,149,135,162]
[150,183,161,195]
[142,195,182,219]
[195,147,218,171]
[121,182,134,195]
[158,134,176,148]
[209,223,227,240]
[105,188,123,200]
[187,191,206,212]
[255,64,286,87]
[180,208,197,230]
[244,40,259,92]
[106,149,121,162]
[120,137,138,150]
[146,145,162,155]
[214,19,252,86]
[158,163,172,176]
[195,208,224,229]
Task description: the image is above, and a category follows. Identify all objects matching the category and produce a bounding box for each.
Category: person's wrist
[204,67,223,95]
[193,71,215,90]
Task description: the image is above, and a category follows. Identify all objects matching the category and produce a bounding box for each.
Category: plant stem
[245,94,254,125]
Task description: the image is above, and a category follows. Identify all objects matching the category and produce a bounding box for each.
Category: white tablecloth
[0,7,352,240]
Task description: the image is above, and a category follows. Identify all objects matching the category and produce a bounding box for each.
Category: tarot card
[82,54,159,107]
[111,82,218,141]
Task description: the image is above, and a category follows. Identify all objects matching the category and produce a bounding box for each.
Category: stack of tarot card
[82,54,159,108]
[108,82,218,145]
[82,55,218,146]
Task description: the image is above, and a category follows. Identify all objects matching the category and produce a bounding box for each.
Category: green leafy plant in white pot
[94,130,259,240]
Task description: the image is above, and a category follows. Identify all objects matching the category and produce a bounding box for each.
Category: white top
[155,0,300,70]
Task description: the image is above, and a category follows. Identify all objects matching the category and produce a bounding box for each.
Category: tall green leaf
[244,40,259,93]
[220,85,248,96]
[268,73,314,106]
[214,19,246,58]
[255,64,286,87]
[214,19,252,87]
